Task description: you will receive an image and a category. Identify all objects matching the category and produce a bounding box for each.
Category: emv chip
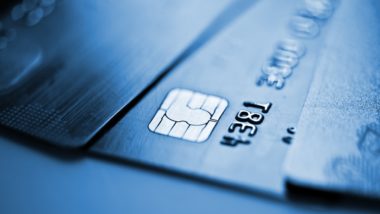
[148,89,228,142]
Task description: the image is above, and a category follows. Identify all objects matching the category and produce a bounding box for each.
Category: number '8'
[235,110,264,124]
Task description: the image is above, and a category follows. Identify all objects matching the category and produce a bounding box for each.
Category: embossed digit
[228,121,257,136]
[235,110,264,125]
[221,136,250,146]
[243,102,272,113]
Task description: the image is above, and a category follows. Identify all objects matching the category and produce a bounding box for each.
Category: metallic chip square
[148,89,228,142]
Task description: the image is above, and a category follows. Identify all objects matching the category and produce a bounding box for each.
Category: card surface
[92,0,340,197]
[284,0,380,200]
[0,0,231,147]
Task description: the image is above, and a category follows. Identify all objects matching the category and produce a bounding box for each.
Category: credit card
[0,0,231,147]
[92,0,339,197]
[284,0,380,200]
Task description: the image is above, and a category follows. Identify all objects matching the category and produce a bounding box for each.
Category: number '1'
[243,102,272,113]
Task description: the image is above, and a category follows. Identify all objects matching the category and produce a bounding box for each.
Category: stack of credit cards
[0,0,379,203]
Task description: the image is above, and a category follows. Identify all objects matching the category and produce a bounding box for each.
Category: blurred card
[0,0,230,148]
[285,0,380,200]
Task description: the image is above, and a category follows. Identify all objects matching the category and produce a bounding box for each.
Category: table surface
[0,133,376,214]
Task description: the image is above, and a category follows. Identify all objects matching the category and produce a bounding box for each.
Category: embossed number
[243,102,272,113]
[235,110,264,125]
[228,121,257,136]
